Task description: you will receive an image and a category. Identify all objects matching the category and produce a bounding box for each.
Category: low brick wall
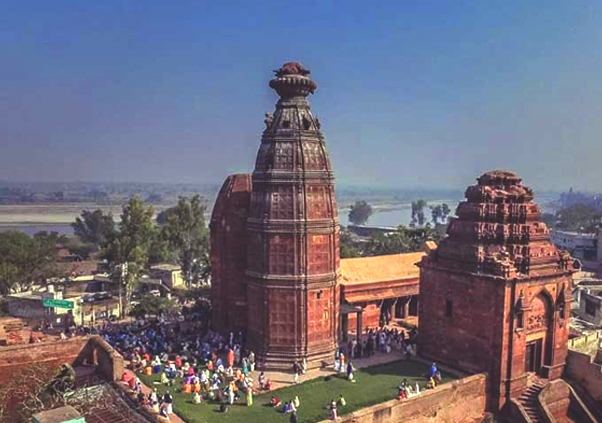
[0,337,89,385]
[0,335,124,385]
[540,379,598,423]
[540,380,571,422]
[315,373,488,423]
[74,335,124,381]
[565,349,602,401]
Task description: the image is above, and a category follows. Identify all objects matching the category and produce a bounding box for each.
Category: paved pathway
[246,349,412,390]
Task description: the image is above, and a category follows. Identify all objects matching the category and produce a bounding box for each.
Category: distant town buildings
[149,264,184,289]
[551,229,598,261]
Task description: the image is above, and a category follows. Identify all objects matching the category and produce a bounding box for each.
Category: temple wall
[540,380,571,422]
[539,379,597,423]
[74,335,124,381]
[418,268,506,378]
[0,337,88,384]
[565,349,602,401]
[0,335,123,385]
[348,303,380,333]
[315,373,488,423]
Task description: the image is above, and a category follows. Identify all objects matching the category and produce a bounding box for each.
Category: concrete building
[149,264,184,289]
[578,289,602,327]
[7,285,121,327]
[7,287,72,325]
[550,229,598,261]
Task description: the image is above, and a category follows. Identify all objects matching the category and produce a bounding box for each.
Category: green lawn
[139,360,455,423]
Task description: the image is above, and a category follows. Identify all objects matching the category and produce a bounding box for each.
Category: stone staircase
[517,377,548,423]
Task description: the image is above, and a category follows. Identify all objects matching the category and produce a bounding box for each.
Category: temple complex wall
[0,335,123,385]
[315,373,488,423]
[0,337,89,385]
[348,303,380,332]
[539,379,598,423]
[565,349,602,401]
[74,335,124,381]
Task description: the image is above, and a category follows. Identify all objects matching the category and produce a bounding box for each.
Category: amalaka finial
[269,61,317,98]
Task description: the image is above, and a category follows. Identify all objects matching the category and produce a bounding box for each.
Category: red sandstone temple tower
[245,62,340,369]
[418,170,573,410]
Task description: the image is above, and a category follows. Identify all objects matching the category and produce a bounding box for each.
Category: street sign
[42,298,74,310]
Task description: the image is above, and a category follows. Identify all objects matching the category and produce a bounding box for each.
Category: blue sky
[1,1,601,191]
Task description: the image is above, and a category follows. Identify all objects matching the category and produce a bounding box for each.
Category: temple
[208,63,597,421]
[418,170,574,410]
[210,62,422,369]
[212,62,339,368]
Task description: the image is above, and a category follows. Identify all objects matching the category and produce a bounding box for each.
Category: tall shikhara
[245,62,340,368]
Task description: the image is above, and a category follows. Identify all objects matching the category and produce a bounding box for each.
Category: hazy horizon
[2,2,602,192]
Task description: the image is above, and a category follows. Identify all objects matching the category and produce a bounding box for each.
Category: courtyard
[138,359,455,423]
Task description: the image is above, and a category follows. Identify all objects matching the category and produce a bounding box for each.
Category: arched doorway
[525,292,554,374]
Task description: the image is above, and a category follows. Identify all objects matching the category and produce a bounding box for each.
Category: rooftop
[150,264,181,271]
[340,251,424,285]
[551,229,598,238]
[33,405,83,423]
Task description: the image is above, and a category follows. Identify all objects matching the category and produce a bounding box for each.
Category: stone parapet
[314,373,488,423]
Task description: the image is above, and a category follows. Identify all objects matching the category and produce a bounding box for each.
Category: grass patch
[139,359,455,423]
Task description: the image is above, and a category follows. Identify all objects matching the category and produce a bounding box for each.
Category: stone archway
[525,292,554,374]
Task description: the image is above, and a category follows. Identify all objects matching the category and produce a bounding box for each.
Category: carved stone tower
[245,62,340,369]
[418,170,574,410]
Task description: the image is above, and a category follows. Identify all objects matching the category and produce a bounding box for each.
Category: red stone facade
[418,170,574,410]
[211,63,340,369]
[210,174,252,332]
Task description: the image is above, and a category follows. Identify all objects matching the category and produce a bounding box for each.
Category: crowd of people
[96,296,438,422]
[339,326,418,359]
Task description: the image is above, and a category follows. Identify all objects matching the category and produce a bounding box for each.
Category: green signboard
[42,298,74,310]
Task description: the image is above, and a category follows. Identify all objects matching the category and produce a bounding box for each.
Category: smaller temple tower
[210,174,253,332]
[418,170,574,410]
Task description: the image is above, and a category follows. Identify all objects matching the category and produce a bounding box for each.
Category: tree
[541,212,557,228]
[430,205,443,225]
[556,203,602,233]
[129,294,177,318]
[364,231,412,256]
[340,229,361,258]
[348,201,373,226]
[103,197,155,314]
[411,200,427,226]
[363,225,443,257]
[71,209,116,248]
[0,231,62,295]
[159,195,210,288]
[441,203,451,222]
[430,203,452,225]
